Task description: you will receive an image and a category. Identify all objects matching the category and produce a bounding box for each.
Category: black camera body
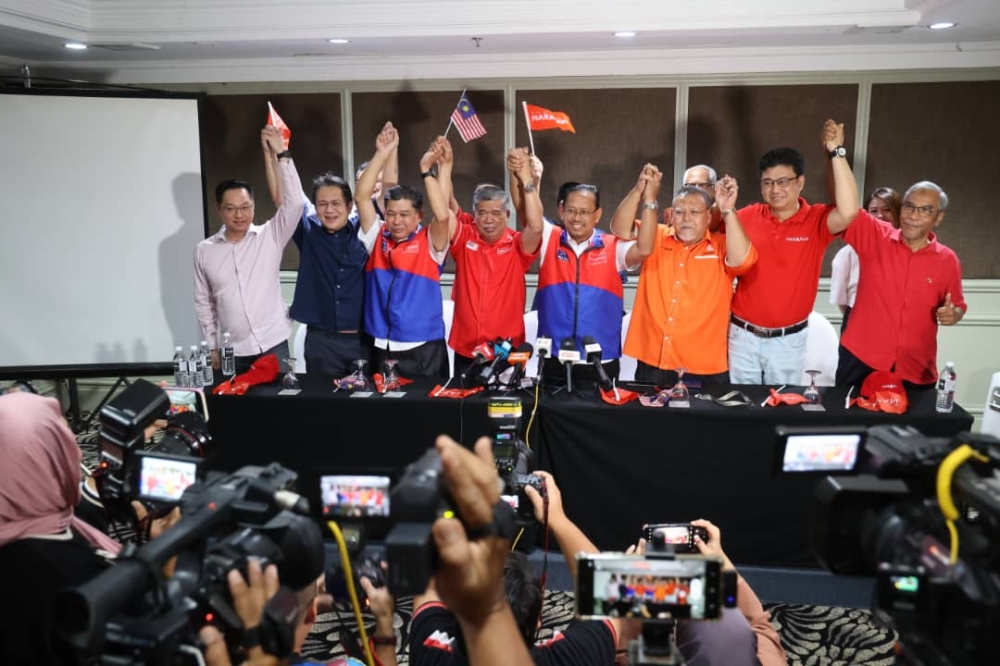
[58,462,324,664]
[508,472,546,522]
[804,425,1000,665]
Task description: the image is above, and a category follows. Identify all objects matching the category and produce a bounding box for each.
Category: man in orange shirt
[622,172,757,387]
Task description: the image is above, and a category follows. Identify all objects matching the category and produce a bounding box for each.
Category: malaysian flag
[450,96,487,143]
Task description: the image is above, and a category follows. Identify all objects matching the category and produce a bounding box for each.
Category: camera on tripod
[778,423,1000,665]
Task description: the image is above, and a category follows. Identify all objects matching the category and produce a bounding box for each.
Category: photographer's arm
[360,574,399,666]
[691,519,786,666]
[200,559,284,666]
[524,470,598,583]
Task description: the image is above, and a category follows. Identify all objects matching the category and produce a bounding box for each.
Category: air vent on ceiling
[91,43,162,52]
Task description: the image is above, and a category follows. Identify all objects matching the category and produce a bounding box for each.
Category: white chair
[619,311,637,382]
[801,311,839,387]
[982,371,1000,438]
[523,310,539,379]
[442,299,456,377]
[291,323,307,373]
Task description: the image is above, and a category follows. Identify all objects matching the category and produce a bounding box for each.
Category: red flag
[267,101,291,149]
[525,103,576,133]
[450,95,487,143]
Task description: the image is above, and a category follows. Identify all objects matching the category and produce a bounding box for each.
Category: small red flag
[267,101,291,149]
[525,103,576,133]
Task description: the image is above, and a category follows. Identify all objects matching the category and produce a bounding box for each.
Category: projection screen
[0,90,207,378]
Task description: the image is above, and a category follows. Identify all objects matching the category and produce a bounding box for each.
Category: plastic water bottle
[200,340,214,386]
[173,345,190,387]
[221,331,236,377]
[189,345,204,388]
[935,361,956,413]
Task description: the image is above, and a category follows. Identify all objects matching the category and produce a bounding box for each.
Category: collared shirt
[289,206,379,332]
[829,245,860,308]
[194,160,304,356]
[841,211,966,385]
[731,198,836,328]
[625,226,758,374]
[448,222,538,357]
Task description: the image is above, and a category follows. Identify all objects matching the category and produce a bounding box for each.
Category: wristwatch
[275,150,291,161]
[828,146,847,159]
[420,169,436,179]
[523,181,537,194]
[641,201,659,211]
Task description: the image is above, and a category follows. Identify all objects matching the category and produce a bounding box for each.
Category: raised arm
[715,176,752,266]
[436,136,455,214]
[610,169,648,239]
[261,126,283,209]
[524,471,598,583]
[262,126,306,244]
[511,153,543,229]
[355,122,398,235]
[508,148,544,253]
[624,164,662,266]
[822,119,860,234]
[382,124,399,196]
[422,137,456,252]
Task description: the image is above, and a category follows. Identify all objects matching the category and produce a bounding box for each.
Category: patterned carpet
[75,417,897,665]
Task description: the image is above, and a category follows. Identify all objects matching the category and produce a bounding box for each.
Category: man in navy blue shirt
[264,122,398,376]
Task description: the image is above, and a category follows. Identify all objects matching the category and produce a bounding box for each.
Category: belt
[306,326,360,334]
[730,314,808,339]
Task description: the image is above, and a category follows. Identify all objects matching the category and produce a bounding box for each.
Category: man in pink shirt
[194,126,305,375]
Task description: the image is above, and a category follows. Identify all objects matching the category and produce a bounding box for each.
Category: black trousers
[542,358,620,392]
[836,344,935,390]
[634,361,729,389]
[304,328,372,377]
[372,339,450,380]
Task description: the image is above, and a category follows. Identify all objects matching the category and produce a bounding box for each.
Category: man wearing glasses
[194,126,305,375]
[610,164,722,236]
[836,181,965,388]
[728,119,860,385]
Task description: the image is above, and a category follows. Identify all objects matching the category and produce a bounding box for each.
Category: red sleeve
[450,222,470,257]
[456,206,475,226]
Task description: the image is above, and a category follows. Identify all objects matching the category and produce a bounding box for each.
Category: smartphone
[643,523,709,554]
[575,553,723,620]
[320,474,391,518]
[135,450,202,503]
[162,386,209,421]
[774,425,866,474]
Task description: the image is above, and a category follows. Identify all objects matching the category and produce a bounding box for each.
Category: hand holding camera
[523,470,561,524]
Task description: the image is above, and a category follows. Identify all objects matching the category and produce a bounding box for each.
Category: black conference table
[205,376,973,567]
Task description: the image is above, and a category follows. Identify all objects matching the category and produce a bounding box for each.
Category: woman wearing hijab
[0,391,122,665]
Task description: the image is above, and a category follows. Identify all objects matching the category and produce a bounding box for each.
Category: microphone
[504,342,534,388]
[582,335,614,391]
[461,341,495,383]
[557,338,581,393]
[535,337,552,383]
[480,338,514,384]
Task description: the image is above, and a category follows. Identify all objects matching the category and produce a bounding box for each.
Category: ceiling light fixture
[64,42,87,50]
[929,22,956,30]
[615,31,637,38]
[327,38,349,44]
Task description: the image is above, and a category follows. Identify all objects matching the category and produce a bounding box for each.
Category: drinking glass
[803,370,822,405]
[282,358,300,391]
[382,359,401,393]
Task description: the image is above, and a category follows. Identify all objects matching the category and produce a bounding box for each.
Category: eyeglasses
[760,176,799,190]
[685,182,715,190]
[221,204,254,215]
[563,208,595,218]
[672,208,707,217]
[475,210,506,220]
[901,201,939,218]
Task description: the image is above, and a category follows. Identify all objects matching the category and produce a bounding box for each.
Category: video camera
[778,424,1000,665]
[574,530,736,665]
[94,379,212,518]
[57,462,325,665]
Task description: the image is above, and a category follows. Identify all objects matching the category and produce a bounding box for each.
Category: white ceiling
[1,0,999,83]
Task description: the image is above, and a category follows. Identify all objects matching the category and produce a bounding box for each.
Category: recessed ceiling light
[614,31,637,38]
[64,42,87,50]
[327,38,349,44]
[929,22,956,30]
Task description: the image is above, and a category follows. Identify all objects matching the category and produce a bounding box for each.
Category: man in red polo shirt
[433,140,544,380]
[836,181,965,388]
[728,119,860,385]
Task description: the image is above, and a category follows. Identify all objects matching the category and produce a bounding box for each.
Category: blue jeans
[727,323,807,385]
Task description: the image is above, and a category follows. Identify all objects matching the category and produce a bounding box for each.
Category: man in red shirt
[836,181,966,388]
[433,141,545,380]
[728,119,860,385]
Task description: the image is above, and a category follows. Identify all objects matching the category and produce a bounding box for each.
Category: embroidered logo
[466,240,479,251]
[423,630,456,652]
[403,243,419,254]
[497,246,511,255]
[380,239,388,253]
[556,249,569,262]
[587,252,608,265]
[785,236,810,242]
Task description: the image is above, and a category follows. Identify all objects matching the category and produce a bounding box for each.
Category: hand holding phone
[642,523,710,554]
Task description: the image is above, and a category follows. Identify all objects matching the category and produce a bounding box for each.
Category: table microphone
[505,342,534,387]
[480,338,513,384]
[557,337,581,394]
[535,337,553,384]
[462,340,495,382]
[582,335,614,391]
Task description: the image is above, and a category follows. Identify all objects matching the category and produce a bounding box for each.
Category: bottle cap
[175,345,182,351]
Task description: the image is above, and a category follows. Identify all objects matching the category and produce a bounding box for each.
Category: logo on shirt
[466,240,480,252]
[380,239,388,253]
[587,251,608,266]
[785,236,810,242]
[402,243,419,254]
[497,246,512,255]
[556,249,569,262]
[423,630,456,652]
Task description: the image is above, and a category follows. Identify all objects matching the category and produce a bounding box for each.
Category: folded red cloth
[428,384,484,399]
[212,354,280,395]
[374,372,413,394]
[764,389,812,407]
[600,386,640,405]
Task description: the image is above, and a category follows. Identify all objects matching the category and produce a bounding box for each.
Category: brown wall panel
[868,81,1000,278]
[514,88,677,229]
[201,92,343,269]
[688,84,859,275]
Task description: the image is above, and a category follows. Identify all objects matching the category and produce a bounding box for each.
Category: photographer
[408,435,535,666]
[0,392,122,665]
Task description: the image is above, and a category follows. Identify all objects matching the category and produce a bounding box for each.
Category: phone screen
[575,554,722,620]
[137,454,200,502]
[163,387,208,420]
[320,475,391,517]
[781,433,861,472]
